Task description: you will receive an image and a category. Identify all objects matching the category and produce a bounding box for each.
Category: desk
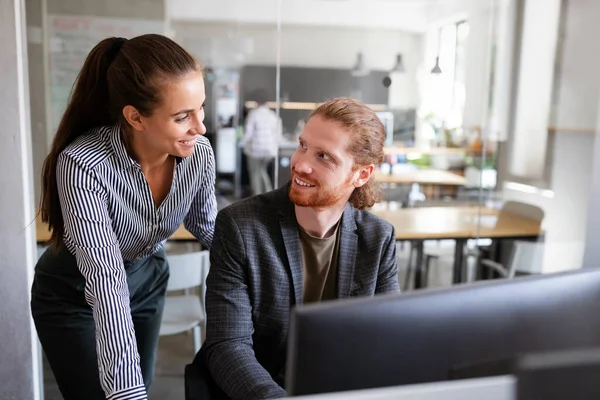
[372,206,540,240]
[36,219,51,243]
[38,207,535,243]
[372,206,542,288]
[35,219,198,244]
[374,169,467,187]
[37,207,541,288]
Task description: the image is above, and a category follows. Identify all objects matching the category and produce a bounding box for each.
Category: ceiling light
[351,52,369,77]
[431,56,442,74]
[391,54,405,73]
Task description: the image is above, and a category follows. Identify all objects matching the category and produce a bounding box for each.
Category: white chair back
[501,201,545,222]
[166,250,209,292]
[507,241,546,277]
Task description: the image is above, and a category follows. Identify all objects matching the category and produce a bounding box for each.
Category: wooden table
[37,206,541,243]
[36,219,51,243]
[374,169,467,186]
[375,169,467,186]
[37,206,541,288]
[36,219,199,243]
[372,206,542,288]
[371,206,540,240]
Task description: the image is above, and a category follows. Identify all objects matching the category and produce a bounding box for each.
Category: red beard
[289,171,353,208]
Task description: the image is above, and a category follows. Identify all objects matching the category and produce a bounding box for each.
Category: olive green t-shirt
[298,222,341,304]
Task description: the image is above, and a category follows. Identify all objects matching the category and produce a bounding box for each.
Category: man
[242,89,282,196]
[197,97,399,399]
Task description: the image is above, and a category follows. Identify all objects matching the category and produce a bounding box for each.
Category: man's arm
[376,226,400,294]
[202,210,287,400]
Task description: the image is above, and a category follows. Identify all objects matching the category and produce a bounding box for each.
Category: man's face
[289,115,359,209]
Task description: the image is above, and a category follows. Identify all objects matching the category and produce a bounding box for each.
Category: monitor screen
[286,268,600,396]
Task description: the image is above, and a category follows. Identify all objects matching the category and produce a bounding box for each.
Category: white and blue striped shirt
[56,126,216,399]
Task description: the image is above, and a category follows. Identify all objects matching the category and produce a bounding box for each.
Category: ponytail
[40,37,126,248]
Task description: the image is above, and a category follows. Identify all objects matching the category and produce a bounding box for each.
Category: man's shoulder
[217,186,289,226]
[351,207,395,239]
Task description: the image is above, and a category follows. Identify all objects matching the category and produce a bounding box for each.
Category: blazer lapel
[278,195,304,306]
[337,204,358,298]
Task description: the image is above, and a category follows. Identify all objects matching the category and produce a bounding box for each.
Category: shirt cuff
[107,385,147,400]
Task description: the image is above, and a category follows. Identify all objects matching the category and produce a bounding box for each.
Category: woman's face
[126,70,207,159]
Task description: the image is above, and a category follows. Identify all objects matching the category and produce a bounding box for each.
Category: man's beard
[289,172,354,208]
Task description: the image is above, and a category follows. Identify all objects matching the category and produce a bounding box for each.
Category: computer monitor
[516,347,600,400]
[286,268,600,396]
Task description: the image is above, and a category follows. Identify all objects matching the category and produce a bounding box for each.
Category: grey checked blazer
[200,185,399,400]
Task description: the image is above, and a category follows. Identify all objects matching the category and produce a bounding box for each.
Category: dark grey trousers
[31,245,169,400]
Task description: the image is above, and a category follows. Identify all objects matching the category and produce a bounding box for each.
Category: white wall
[26,0,47,206]
[509,0,561,179]
[169,0,429,32]
[173,21,423,109]
[582,94,600,268]
[174,21,421,70]
[418,0,496,138]
[503,0,600,273]
[488,0,518,141]
[504,132,594,273]
[462,4,494,130]
[0,0,40,398]
[552,0,600,130]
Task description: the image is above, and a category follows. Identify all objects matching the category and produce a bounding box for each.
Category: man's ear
[122,105,144,132]
[354,164,375,188]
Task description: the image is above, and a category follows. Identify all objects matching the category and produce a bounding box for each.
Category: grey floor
[41,240,458,399]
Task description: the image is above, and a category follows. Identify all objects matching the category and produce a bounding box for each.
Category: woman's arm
[183,142,217,248]
[57,152,147,400]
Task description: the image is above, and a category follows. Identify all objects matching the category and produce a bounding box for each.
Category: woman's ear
[122,105,144,132]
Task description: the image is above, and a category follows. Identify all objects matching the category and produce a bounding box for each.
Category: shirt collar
[108,125,138,169]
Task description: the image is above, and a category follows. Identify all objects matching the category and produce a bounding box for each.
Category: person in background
[31,34,216,400]
[194,97,400,399]
[242,89,282,196]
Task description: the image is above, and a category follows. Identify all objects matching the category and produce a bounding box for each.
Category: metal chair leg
[193,325,202,354]
[403,242,414,291]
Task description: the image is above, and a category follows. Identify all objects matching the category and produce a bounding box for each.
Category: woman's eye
[175,114,190,123]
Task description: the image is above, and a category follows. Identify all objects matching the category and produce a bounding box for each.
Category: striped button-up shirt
[56,126,217,399]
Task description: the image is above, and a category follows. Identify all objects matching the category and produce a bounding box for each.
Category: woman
[31,34,216,400]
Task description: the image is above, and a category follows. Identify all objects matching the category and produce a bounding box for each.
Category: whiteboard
[47,15,165,133]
